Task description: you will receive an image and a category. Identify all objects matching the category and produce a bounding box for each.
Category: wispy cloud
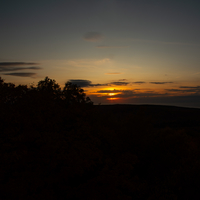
[0,62,39,66]
[165,89,183,92]
[110,81,129,86]
[92,83,109,87]
[0,62,41,72]
[96,89,164,98]
[119,79,127,81]
[96,89,123,93]
[166,86,200,93]
[3,73,37,77]
[133,81,146,84]
[0,66,41,72]
[83,32,104,42]
[96,45,128,48]
[150,82,173,84]
[67,58,110,68]
[180,86,200,89]
[96,89,137,98]
[69,79,108,87]
[90,89,200,107]
[68,79,132,87]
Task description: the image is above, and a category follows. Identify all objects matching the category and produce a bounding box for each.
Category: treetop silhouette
[0,76,93,106]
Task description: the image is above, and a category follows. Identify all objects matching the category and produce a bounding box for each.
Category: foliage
[62,81,93,105]
[37,77,61,92]
[0,77,28,104]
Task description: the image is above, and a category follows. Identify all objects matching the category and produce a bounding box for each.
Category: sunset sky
[1,0,200,107]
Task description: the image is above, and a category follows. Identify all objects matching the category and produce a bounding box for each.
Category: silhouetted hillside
[1,77,200,199]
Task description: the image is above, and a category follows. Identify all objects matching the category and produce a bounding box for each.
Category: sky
[1,0,200,107]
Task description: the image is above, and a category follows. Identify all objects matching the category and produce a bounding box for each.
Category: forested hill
[96,104,200,130]
[1,77,200,199]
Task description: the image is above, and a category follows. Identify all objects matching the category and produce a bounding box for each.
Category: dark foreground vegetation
[1,77,200,199]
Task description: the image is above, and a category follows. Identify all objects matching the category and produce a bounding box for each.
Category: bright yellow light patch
[109,93,117,96]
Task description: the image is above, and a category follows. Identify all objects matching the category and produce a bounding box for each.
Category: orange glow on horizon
[107,97,120,100]
[87,85,198,101]
[108,93,118,96]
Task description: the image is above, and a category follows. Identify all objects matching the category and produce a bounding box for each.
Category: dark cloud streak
[150,82,173,84]
[166,86,200,93]
[69,80,92,87]
[0,66,42,72]
[69,79,108,87]
[69,79,132,87]
[0,62,41,73]
[96,89,123,93]
[91,83,109,87]
[110,82,129,86]
[96,89,163,98]
[0,62,39,66]
[133,81,146,84]
[119,79,127,81]
[3,73,37,77]
[180,86,200,89]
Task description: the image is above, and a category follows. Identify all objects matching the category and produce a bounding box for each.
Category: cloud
[110,81,129,86]
[91,83,109,87]
[0,62,39,66]
[90,88,200,108]
[95,89,164,99]
[0,62,41,72]
[96,89,138,98]
[69,79,108,87]
[165,89,183,92]
[166,86,200,93]
[133,81,146,84]
[105,72,122,75]
[150,82,173,84]
[119,79,127,81]
[67,58,110,68]
[68,79,132,87]
[116,90,138,98]
[96,45,128,48]
[96,89,123,93]
[69,80,92,87]
[116,91,164,98]
[83,32,104,42]
[3,73,37,77]
[179,86,200,89]
[0,66,42,72]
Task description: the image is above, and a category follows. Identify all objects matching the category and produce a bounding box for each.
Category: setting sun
[108,93,118,96]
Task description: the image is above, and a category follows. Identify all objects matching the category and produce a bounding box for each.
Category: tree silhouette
[37,77,61,92]
[34,76,62,107]
[0,77,28,104]
[62,81,93,105]
[0,76,93,106]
